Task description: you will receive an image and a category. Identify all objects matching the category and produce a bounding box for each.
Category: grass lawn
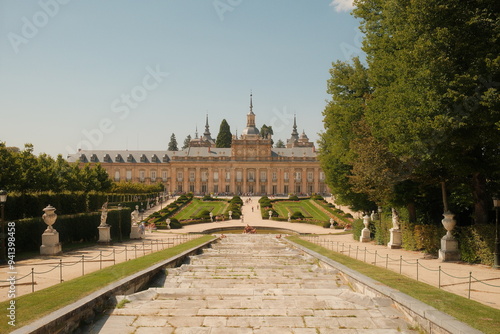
[273,199,331,221]
[0,235,215,333]
[288,236,500,334]
[173,198,228,220]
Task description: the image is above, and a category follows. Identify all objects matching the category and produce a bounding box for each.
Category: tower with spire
[286,115,314,148]
[189,114,216,148]
[231,92,271,159]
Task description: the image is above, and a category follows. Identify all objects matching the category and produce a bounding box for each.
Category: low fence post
[31,268,35,292]
[399,256,402,274]
[59,259,63,283]
[374,250,377,266]
[82,255,85,276]
[438,266,441,289]
[364,247,367,262]
[100,251,103,270]
[416,259,419,281]
[385,254,388,269]
[113,249,116,265]
[468,272,472,299]
[356,246,359,260]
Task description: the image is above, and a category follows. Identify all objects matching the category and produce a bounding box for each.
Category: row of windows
[176,183,328,195]
[176,171,325,182]
[114,170,326,183]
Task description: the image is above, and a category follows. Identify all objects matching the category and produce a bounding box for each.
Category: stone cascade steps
[93,235,420,334]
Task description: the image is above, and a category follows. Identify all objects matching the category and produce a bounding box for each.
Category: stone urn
[441,211,456,238]
[42,205,57,231]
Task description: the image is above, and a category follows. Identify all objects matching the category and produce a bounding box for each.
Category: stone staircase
[90,235,418,333]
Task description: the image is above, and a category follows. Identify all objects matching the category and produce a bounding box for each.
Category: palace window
[126,170,132,181]
[284,185,289,194]
[320,172,325,181]
[177,171,183,182]
[260,171,266,182]
[162,171,168,181]
[307,171,313,182]
[189,171,195,182]
[272,172,277,182]
[213,171,219,182]
[295,171,301,181]
[248,170,255,182]
[139,170,145,182]
[201,171,208,182]
[150,170,157,181]
[284,172,289,182]
[114,170,120,182]
[225,171,230,181]
[236,171,242,182]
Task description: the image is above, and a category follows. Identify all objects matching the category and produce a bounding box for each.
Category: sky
[0,0,362,158]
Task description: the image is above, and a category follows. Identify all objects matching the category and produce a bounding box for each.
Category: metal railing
[302,236,500,300]
[0,235,199,295]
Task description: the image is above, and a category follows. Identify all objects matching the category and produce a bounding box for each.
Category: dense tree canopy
[0,142,113,193]
[320,0,500,224]
[182,134,192,150]
[216,119,232,148]
[275,139,285,148]
[168,133,178,151]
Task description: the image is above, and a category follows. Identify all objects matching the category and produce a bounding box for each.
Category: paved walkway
[1,196,499,312]
[87,234,419,334]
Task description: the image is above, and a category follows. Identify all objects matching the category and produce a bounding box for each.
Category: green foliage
[260,124,274,146]
[168,133,178,151]
[456,225,495,265]
[0,142,113,193]
[182,134,192,150]
[215,119,232,148]
[288,195,299,201]
[202,194,214,201]
[291,211,304,219]
[10,208,131,253]
[351,219,364,240]
[111,182,164,194]
[275,139,285,148]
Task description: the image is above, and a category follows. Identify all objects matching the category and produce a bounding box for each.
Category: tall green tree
[354,0,500,223]
[168,133,178,151]
[319,57,375,211]
[275,139,285,148]
[216,119,232,148]
[182,135,192,150]
[260,124,274,146]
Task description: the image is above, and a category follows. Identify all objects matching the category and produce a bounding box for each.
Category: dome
[242,126,260,136]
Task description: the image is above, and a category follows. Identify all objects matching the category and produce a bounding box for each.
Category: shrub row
[352,212,495,264]
[9,208,131,254]
[4,191,162,220]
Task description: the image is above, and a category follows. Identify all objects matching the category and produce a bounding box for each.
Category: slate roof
[67,146,316,163]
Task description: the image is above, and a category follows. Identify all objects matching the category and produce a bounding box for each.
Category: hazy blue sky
[0,0,362,158]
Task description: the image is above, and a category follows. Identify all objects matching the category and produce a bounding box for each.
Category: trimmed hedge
[8,208,131,254]
[4,191,161,221]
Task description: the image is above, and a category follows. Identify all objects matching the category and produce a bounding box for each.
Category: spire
[291,114,299,137]
[195,125,199,139]
[204,114,211,136]
[249,91,254,115]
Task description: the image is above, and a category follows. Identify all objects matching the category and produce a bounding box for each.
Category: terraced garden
[273,199,331,221]
[173,198,229,220]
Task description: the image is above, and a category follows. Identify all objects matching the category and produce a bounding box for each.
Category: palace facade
[67,96,328,196]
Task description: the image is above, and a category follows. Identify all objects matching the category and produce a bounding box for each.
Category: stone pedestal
[387,228,402,249]
[130,225,141,239]
[40,229,62,255]
[438,211,460,262]
[439,235,460,261]
[360,215,371,242]
[98,225,112,244]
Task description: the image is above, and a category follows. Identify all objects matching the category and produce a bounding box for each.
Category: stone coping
[11,237,217,334]
[286,239,484,334]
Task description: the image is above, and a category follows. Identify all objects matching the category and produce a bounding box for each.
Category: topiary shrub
[291,211,304,219]
[169,218,181,229]
[197,209,211,219]
[289,195,299,201]
[202,194,213,201]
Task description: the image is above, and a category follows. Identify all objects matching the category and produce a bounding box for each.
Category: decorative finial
[250,91,253,113]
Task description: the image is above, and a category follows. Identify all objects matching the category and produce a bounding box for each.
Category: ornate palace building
[67,96,328,196]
